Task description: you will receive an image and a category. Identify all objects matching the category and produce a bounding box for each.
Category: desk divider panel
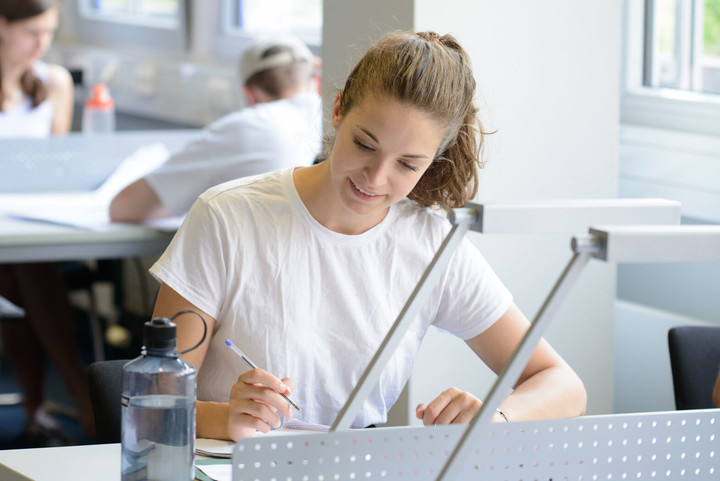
[232,408,719,481]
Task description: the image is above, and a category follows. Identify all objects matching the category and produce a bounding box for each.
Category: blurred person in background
[0,0,95,446]
[110,35,322,222]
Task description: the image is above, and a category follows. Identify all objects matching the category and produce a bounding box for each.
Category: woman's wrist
[196,400,231,440]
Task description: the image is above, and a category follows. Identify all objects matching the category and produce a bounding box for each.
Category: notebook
[195,419,329,459]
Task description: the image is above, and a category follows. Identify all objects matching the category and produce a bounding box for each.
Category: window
[644,0,720,94]
[71,0,188,51]
[621,0,720,136]
[214,0,322,59]
[223,0,322,46]
[80,0,180,28]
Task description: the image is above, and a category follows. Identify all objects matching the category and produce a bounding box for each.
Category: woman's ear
[330,92,342,130]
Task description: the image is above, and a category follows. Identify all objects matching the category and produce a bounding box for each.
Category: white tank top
[0,61,54,138]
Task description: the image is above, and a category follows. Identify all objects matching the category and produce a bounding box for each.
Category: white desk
[0,443,120,481]
[0,443,217,481]
[0,130,195,263]
[0,213,176,264]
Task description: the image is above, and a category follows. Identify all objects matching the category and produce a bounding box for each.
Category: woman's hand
[415,387,482,425]
[415,387,508,425]
[227,369,295,441]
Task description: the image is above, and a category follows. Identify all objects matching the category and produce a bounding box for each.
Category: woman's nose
[364,158,390,186]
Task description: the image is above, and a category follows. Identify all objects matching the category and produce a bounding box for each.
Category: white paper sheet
[197,463,232,481]
[1,142,175,231]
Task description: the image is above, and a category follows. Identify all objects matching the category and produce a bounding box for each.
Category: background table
[0,213,176,264]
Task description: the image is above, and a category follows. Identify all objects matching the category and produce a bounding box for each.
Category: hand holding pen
[225,339,301,411]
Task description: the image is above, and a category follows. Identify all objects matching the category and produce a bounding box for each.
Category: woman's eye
[353,138,373,152]
[399,161,419,172]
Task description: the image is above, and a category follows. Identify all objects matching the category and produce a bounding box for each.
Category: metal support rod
[437,251,592,481]
[331,214,477,431]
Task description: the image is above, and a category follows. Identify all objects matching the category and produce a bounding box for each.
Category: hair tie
[428,32,445,45]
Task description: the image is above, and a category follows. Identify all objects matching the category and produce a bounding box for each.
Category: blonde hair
[337,31,484,210]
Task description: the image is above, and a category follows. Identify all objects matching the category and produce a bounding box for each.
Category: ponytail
[409,102,483,210]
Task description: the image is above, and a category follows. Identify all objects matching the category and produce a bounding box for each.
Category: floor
[0,309,143,450]
[0,360,94,449]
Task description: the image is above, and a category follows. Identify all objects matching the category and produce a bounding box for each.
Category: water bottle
[82,83,115,134]
[121,311,207,481]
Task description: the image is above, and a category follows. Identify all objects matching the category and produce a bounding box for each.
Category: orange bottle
[82,83,115,134]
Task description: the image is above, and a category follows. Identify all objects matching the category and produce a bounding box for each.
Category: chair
[0,295,25,319]
[0,296,25,406]
[668,325,720,410]
[87,359,129,443]
[62,259,127,363]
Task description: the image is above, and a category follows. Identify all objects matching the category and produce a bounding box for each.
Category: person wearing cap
[109,36,322,222]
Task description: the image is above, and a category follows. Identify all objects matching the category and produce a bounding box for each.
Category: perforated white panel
[232,409,719,481]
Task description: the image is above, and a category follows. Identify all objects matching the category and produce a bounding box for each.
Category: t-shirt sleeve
[149,197,230,320]
[432,237,513,340]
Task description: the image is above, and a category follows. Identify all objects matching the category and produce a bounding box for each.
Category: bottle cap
[85,83,115,110]
[143,317,177,353]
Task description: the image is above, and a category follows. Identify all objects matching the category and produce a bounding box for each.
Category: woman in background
[0,0,95,445]
[0,0,72,134]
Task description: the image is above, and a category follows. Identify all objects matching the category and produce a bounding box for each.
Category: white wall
[323,1,622,424]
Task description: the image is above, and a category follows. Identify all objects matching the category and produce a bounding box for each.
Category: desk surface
[0,130,194,263]
[0,444,217,481]
[0,443,121,481]
[0,192,178,263]
[0,214,176,263]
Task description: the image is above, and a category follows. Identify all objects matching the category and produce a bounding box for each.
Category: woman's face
[0,7,59,69]
[327,93,445,232]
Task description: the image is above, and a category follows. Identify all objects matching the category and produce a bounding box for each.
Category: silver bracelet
[495,408,509,422]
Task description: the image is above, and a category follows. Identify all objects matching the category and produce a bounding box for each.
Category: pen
[224,338,301,412]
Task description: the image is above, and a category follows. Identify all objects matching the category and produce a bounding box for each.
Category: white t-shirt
[0,62,53,138]
[145,92,322,216]
[150,168,512,428]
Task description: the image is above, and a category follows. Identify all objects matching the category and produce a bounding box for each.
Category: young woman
[0,0,72,135]
[0,0,95,445]
[150,31,587,441]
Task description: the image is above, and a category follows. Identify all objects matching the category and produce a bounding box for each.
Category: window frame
[212,0,322,60]
[68,0,189,52]
[621,0,720,136]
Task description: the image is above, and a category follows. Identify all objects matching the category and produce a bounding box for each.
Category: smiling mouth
[350,179,382,199]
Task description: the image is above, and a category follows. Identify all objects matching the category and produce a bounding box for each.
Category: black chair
[668,325,720,410]
[0,296,25,406]
[61,259,126,362]
[87,359,129,443]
